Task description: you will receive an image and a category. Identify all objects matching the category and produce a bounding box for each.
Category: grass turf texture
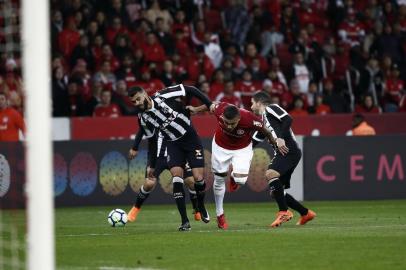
[2,200,406,270]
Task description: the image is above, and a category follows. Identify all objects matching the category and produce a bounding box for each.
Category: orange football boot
[127,206,141,222]
[296,210,316,225]
[270,210,293,227]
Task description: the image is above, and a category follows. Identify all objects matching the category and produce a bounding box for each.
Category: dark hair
[127,86,145,96]
[252,91,271,105]
[0,92,6,98]
[223,105,240,120]
[352,113,365,128]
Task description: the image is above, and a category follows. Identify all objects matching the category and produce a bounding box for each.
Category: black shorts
[145,157,193,179]
[166,129,204,169]
[268,148,302,189]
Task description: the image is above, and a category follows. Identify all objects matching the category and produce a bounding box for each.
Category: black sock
[285,193,308,216]
[188,189,198,212]
[135,185,150,208]
[194,179,206,209]
[269,178,288,211]
[173,178,188,224]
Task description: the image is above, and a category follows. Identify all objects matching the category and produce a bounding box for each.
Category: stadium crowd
[0,0,405,117]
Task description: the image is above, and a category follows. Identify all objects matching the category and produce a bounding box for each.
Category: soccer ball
[107,209,128,227]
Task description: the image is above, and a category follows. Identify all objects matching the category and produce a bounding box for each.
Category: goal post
[22,0,55,269]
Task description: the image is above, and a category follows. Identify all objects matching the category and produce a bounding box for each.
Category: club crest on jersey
[236,129,244,135]
[253,120,262,127]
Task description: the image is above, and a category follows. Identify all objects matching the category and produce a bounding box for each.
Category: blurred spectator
[95,44,120,71]
[70,35,94,70]
[224,43,246,74]
[160,60,177,86]
[145,0,173,32]
[270,56,288,86]
[112,80,136,115]
[113,34,133,62]
[236,69,261,109]
[84,80,103,116]
[187,45,215,84]
[93,60,117,90]
[287,52,311,94]
[223,0,250,47]
[338,8,366,47]
[172,10,190,42]
[0,92,25,141]
[66,79,86,116]
[52,67,69,116]
[141,32,166,65]
[312,94,331,115]
[215,80,242,108]
[355,94,382,114]
[322,78,350,113]
[250,58,265,81]
[358,58,384,102]
[243,43,268,74]
[155,17,176,56]
[93,89,122,117]
[384,64,404,111]
[209,69,225,100]
[174,29,191,57]
[58,17,81,59]
[135,67,164,95]
[280,5,300,43]
[221,57,238,82]
[290,97,308,116]
[352,113,376,136]
[115,54,137,87]
[370,24,404,64]
[51,10,64,51]
[203,32,223,69]
[191,19,206,46]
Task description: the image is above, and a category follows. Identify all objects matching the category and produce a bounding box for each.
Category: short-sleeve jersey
[213,102,263,150]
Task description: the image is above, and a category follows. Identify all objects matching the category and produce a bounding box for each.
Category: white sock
[213,174,226,216]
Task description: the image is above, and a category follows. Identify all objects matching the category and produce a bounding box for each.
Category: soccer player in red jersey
[189,102,288,229]
[0,92,25,141]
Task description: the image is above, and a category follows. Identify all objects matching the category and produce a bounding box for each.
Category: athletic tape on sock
[172,176,184,184]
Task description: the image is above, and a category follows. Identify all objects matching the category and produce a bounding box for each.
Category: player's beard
[135,98,149,111]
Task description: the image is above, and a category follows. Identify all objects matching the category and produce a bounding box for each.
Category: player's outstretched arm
[183,85,213,109]
[129,126,145,159]
[186,104,209,115]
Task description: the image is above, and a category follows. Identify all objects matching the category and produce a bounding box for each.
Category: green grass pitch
[2,200,406,270]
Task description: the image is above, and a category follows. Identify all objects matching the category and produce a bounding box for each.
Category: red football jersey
[213,102,263,150]
[0,107,25,141]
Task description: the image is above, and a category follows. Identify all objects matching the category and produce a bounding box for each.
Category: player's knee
[170,166,183,177]
[144,179,156,191]
[192,168,204,181]
[184,176,195,189]
[265,170,280,181]
[232,173,248,185]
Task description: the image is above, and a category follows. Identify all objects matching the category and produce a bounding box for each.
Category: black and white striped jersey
[138,84,212,141]
[253,104,299,150]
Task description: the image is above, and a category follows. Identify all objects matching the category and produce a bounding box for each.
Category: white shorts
[211,138,253,174]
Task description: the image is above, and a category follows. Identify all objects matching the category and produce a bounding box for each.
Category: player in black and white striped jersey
[251,91,316,228]
[127,126,201,223]
[127,84,212,231]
